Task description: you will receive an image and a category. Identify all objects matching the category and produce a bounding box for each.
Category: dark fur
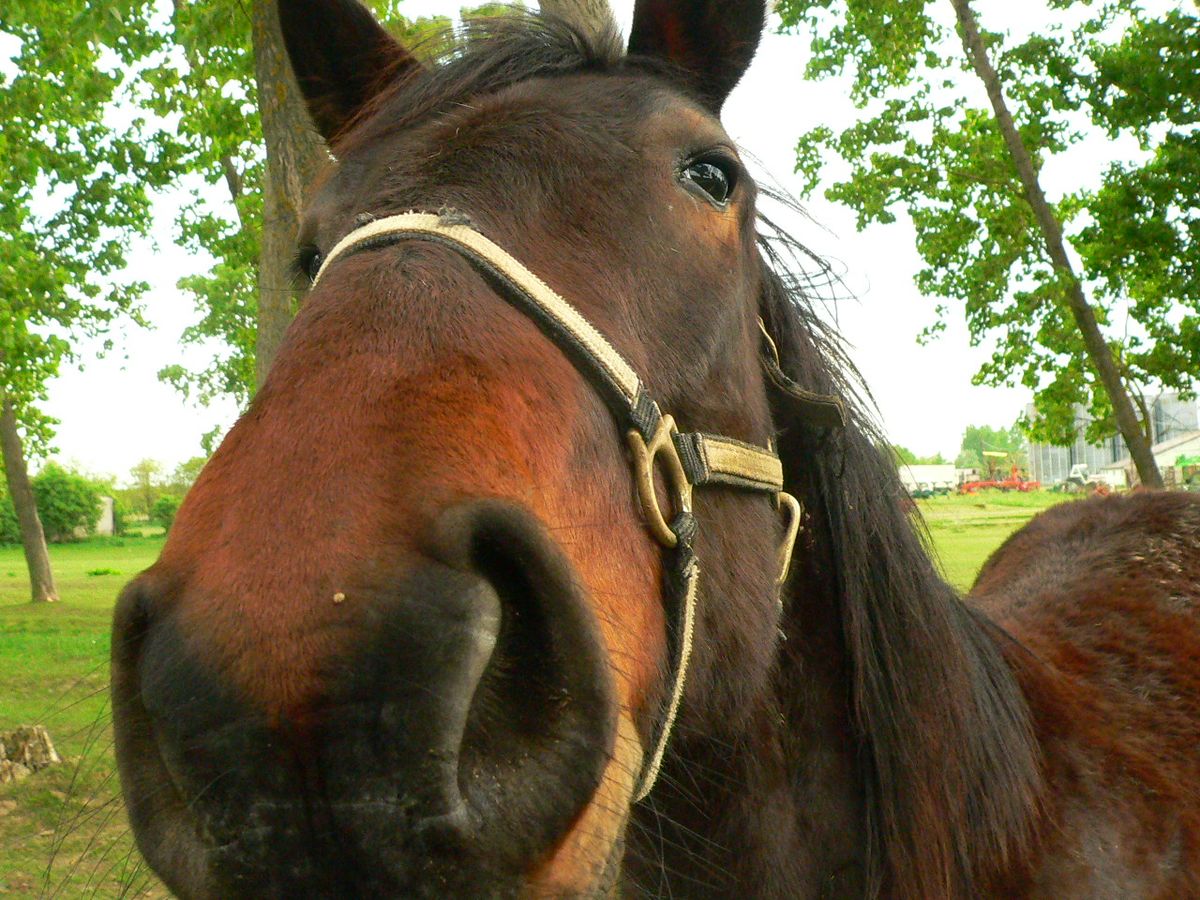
[757,237,1044,896]
[114,6,1200,898]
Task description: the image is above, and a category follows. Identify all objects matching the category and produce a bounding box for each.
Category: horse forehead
[342,74,724,183]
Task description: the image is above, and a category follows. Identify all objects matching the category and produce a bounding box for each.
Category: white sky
[29,0,1179,481]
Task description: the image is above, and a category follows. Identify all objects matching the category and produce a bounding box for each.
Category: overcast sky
[27,0,1182,481]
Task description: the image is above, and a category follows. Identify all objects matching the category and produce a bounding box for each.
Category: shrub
[0,494,19,544]
[152,494,181,532]
[110,495,131,536]
[32,463,102,542]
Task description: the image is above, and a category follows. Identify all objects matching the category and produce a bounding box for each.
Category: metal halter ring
[775,491,803,587]
[627,415,693,548]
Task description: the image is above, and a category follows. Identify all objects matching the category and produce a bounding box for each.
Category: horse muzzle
[111,500,620,898]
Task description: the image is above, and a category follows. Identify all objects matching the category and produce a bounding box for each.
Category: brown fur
[973,494,1200,897]
[111,6,1200,898]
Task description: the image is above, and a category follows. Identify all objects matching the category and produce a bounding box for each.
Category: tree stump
[0,726,61,784]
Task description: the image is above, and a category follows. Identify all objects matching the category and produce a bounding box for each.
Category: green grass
[916,490,1076,591]
[0,491,1079,895]
[0,535,168,898]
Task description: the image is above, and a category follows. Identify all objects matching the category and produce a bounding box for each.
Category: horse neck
[624,579,867,897]
[768,429,1046,896]
[642,497,1047,896]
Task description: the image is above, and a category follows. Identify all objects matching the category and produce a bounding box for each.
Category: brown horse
[111,1,1200,896]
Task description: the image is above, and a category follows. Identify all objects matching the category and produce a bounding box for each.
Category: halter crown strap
[313,210,829,801]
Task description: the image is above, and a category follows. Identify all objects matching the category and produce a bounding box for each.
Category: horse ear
[627,0,766,112]
[278,0,421,143]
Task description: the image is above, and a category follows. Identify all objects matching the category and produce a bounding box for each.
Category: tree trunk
[0,399,57,603]
[252,0,326,388]
[539,0,617,40]
[951,0,1164,489]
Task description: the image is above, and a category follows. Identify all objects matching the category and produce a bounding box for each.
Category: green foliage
[151,2,504,407]
[29,463,103,542]
[960,422,1027,471]
[780,0,1198,445]
[127,458,163,516]
[960,422,1023,456]
[1071,9,1200,404]
[0,462,108,543]
[151,493,181,531]
[0,462,105,544]
[956,449,982,470]
[893,445,949,465]
[110,494,131,536]
[167,455,208,495]
[142,0,263,408]
[0,0,170,445]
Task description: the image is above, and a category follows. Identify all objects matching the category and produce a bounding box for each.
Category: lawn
[0,534,168,898]
[0,491,1076,896]
[916,490,1075,591]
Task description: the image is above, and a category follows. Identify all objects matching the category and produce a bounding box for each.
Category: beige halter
[314,210,818,801]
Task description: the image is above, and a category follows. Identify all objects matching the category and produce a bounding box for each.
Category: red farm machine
[958,450,1041,494]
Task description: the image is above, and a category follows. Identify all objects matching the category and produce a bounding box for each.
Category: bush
[110,495,131,536]
[152,494,181,532]
[0,494,19,544]
[0,463,109,544]
[32,463,102,542]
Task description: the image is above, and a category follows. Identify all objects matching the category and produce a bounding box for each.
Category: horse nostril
[425,500,619,865]
[457,508,577,742]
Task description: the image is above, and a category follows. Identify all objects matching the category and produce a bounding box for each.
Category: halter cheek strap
[312,210,831,801]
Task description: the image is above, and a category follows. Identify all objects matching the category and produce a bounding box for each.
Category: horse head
[111,2,820,894]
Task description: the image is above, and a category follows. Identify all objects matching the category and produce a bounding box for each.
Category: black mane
[758,209,1044,895]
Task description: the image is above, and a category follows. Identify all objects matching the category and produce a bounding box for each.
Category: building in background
[1102,430,1200,489]
[1025,392,1199,485]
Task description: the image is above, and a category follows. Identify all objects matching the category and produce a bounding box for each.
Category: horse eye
[682,157,737,205]
[298,247,324,284]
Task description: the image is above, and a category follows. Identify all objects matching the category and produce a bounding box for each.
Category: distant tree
[110,495,132,537]
[779,0,1174,488]
[129,459,165,516]
[960,423,1027,472]
[168,456,209,496]
[955,449,983,470]
[0,0,167,599]
[152,494,182,532]
[891,445,950,466]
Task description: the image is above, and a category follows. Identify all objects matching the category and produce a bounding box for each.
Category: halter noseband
[312,210,843,801]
